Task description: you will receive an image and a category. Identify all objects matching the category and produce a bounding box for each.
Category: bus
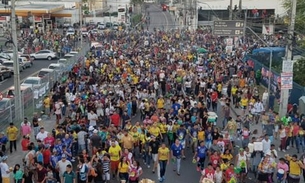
[117,7,126,24]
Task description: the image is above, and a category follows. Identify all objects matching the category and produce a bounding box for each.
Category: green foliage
[283,0,305,33]
[293,58,305,86]
[131,14,142,26]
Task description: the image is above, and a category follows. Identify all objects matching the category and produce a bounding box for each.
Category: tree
[283,0,305,33]
[293,58,305,86]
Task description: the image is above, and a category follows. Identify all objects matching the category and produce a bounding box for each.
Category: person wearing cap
[56,154,72,183]
[6,122,18,153]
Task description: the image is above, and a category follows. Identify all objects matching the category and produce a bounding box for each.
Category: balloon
[234,167,241,174]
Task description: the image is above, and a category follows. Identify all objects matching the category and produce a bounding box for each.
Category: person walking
[6,123,18,153]
[170,139,185,176]
[158,142,170,182]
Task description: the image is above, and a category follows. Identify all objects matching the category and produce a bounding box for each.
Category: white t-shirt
[36,131,48,141]
[0,162,10,178]
[88,113,98,126]
[57,160,72,176]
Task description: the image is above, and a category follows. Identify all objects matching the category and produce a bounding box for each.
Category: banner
[281,72,293,89]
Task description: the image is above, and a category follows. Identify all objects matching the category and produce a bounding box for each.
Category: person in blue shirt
[170,139,185,176]
[193,141,208,171]
[54,139,63,156]
[62,145,73,162]
[62,135,72,149]
[205,126,213,149]
[172,101,181,116]
[176,125,187,148]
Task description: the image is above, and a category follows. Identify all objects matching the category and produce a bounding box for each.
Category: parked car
[1,50,22,58]
[97,23,106,30]
[69,51,78,55]
[30,50,57,60]
[38,68,56,78]
[19,57,31,69]
[0,66,12,81]
[62,54,74,59]
[6,86,33,106]
[113,23,119,30]
[1,61,23,72]
[0,52,11,60]
[57,58,68,65]
[48,63,65,73]
[66,28,75,36]
[21,77,46,89]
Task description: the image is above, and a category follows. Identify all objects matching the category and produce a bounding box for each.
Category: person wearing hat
[56,154,72,183]
[6,122,18,153]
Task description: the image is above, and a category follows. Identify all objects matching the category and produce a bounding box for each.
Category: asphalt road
[0,59,58,92]
[147,4,176,31]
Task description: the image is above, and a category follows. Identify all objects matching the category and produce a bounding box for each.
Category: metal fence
[243,54,305,105]
[0,42,90,132]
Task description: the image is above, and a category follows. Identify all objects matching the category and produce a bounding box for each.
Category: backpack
[129,167,138,181]
[79,165,88,181]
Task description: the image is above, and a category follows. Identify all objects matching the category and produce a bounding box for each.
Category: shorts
[258,173,269,182]
[110,160,119,171]
[152,153,158,162]
[56,114,61,120]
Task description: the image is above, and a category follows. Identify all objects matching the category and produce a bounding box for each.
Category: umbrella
[197,47,208,53]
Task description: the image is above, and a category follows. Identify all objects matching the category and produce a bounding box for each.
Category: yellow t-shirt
[158,147,169,161]
[157,99,165,109]
[241,98,248,107]
[159,123,167,134]
[217,83,222,92]
[130,132,140,143]
[288,159,302,175]
[149,127,160,137]
[231,87,237,95]
[198,131,205,141]
[118,162,129,173]
[108,145,121,161]
[173,124,179,133]
[44,97,50,108]
[6,127,18,141]
[221,154,233,161]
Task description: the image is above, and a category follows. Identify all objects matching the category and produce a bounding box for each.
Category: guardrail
[0,43,90,132]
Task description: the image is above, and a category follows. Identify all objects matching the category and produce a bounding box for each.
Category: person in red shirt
[21,135,30,152]
[199,163,215,182]
[210,90,218,111]
[225,163,236,183]
[44,133,55,148]
[210,151,220,169]
[110,111,121,127]
[43,145,52,167]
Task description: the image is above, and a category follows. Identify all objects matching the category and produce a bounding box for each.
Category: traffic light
[1,0,8,5]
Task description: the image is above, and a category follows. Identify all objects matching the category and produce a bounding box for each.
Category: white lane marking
[0,79,7,85]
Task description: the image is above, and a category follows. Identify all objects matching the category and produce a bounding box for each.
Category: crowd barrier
[0,43,90,132]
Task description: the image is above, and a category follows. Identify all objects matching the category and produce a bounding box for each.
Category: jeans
[173,157,181,173]
[78,144,86,152]
[143,152,151,166]
[222,117,228,129]
[197,157,206,170]
[159,160,167,178]
[296,136,305,153]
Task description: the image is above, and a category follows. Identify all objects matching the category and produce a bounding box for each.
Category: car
[21,77,46,89]
[63,22,71,28]
[38,68,56,78]
[0,66,12,81]
[1,61,23,72]
[62,54,74,59]
[7,86,33,105]
[81,27,89,37]
[30,50,57,60]
[66,28,75,36]
[1,50,22,58]
[48,63,65,73]
[97,23,105,30]
[0,52,11,60]
[105,22,112,29]
[19,57,32,69]
[113,23,119,30]
[69,51,78,55]
[57,58,68,65]
[90,29,98,35]
[19,54,33,66]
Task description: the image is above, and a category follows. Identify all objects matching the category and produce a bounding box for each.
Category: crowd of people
[0,15,304,183]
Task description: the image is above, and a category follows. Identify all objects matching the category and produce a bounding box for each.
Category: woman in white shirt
[278,124,287,152]
[0,156,10,183]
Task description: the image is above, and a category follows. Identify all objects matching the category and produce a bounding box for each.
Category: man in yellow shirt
[149,123,162,140]
[285,154,305,183]
[43,95,51,118]
[157,96,165,111]
[6,123,18,153]
[158,143,170,182]
[108,140,122,178]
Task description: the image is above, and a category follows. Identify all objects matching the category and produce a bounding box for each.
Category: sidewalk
[7,116,56,167]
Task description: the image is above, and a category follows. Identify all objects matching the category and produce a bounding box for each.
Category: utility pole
[79,1,83,47]
[11,0,22,121]
[229,0,233,20]
[279,0,296,117]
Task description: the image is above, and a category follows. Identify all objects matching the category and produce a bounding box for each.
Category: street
[147,4,176,31]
